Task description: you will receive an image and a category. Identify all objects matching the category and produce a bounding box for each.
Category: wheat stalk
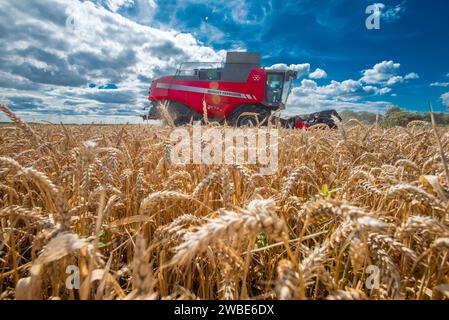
[1,120,449,300]
[0,104,38,147]
[171,199,286,266]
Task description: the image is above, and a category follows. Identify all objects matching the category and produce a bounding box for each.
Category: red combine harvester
[144,52,341,128]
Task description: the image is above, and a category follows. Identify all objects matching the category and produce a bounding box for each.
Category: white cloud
[300,79,318,90]
[0,0,226,122]
[284,77,395,115]
[318,79,364,99]
[222,0,273,26]
[360,60,418,86]
[441,92,449,106]
[386,76,404,86]
[0,1,424,122]
[268,64,327,80]
[404,72,419,80]
[381,1,406,22]
[101,0,135,12]
[294,78,390,101]
[122,0,158,25]
[197,21,226,43]
[268,63,310,78]
[377,87,392,95]
[285,93,394,116]
[309,68,327,79]
[365,2,406,24]
[430,82,449,88]
[361,60,401,84]
[161,0,273,27]
[283,58,421,114]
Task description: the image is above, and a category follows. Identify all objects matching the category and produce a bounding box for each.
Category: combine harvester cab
[145,51,340,128]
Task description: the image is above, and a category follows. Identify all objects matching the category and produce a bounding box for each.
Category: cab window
[266,73,284,103]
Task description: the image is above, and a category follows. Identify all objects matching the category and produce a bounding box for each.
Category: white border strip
[156,82,253,100]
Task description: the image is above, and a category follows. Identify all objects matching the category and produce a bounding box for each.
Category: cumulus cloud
[118,0,158,25]
[0,1,426,122]
[360,60,418,86]
[404,72,419,80]
[0,0,226,122]
[442,92,449,107]
[286,91,394,116]
[294,78,389,101]
[272,59,417,115]
[377,87,392,95]
[365,2,406,26]
[284,76,395,115]
[197,21,226,43]
[0,71,40,91]
[268,63,310,78]
[100,0,135,12]
[381,1,406,22]
[309,68,327,79]
[386,76,404,86]
[268,64,329,80]
[204,0,272,26]
[430,82,449,88]
[283,58,420,114]
[361,60,401,84]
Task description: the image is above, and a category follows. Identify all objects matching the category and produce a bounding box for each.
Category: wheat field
[0,104,448,300]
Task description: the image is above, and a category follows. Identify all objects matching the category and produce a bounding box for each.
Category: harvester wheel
[227,105,271,127]
[163,101,197,126]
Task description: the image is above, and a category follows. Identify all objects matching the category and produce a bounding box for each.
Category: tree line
[339,107,449,127]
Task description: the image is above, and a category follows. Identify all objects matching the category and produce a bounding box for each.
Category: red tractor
[144,52,340,128]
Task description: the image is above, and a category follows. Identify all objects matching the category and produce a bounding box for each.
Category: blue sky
[0,0,448,123]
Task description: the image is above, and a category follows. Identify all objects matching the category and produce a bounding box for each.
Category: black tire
[306,110,341,129]
[166,101,198,126]
[227,105,271,127]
